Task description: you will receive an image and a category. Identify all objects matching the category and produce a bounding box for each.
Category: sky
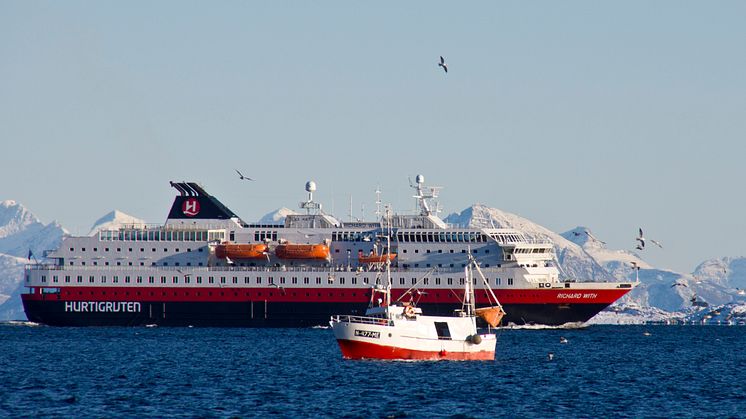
[1,1,745,274]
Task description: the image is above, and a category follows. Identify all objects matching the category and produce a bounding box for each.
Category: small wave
[311,325,330,329]
[0,321,41,327]
[504,322,587,330]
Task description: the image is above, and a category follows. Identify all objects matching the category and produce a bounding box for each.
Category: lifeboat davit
[275,243,330,260]
[215,243,268,259]
[358,252,397,264]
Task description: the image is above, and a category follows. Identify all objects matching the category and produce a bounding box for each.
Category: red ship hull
[336,339,494,361]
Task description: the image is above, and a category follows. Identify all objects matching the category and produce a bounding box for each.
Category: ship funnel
[166,181,241,221]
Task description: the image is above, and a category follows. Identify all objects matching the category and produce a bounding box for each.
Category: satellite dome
[305,181,317,192]
[415,174,425,184]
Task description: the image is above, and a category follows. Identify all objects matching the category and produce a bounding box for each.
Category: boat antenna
[468,251,502,308]
[464,247,475,316]
[374,186,382,220]
[384,204,392,307]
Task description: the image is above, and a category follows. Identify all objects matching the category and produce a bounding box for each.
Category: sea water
[1,324,745,418]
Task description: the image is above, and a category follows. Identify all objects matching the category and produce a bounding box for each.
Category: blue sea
[1,324,745,418]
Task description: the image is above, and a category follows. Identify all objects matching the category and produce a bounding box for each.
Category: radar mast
[299,180,322,214]
[410,174,443,217]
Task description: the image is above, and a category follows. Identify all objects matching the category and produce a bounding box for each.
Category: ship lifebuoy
[404,305,416,318]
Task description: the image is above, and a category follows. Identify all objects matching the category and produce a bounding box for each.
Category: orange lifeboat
[358,250,397,264]
[275,243,330,260]
[215,243,268,259]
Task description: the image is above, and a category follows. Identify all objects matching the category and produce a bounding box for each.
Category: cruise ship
[22,176,636,327]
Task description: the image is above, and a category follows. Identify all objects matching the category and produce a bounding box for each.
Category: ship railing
[98,223,230,232]
[331,314,393,326]
[25,264,556,276]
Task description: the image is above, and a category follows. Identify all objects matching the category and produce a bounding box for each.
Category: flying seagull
[438,56,448,73]
[585,229,606,245]
[650,239,663,249]
[235,169,254,181]
[636,228,646,250]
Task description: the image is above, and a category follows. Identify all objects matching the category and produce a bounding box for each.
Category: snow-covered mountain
[258,207,297,225]
[446,204,746,324]
[0,201,67,319]
[88,210,145,235]
[445,205,617,283]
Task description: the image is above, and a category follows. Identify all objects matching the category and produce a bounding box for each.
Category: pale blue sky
[2,1,745,273]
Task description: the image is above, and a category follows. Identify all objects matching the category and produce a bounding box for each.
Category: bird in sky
[585,229,606,245]
[650,239,663,249]
[438,56,448,73]
[636,228,646,250]
[235,169,254,181]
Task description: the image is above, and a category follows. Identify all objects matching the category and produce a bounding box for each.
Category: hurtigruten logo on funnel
[182,198,200,217]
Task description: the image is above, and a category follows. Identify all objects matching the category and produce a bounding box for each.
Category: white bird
[547,352,554,361]
[235,169,254,181]
[438,56,448,73]
[560,337,568,344]
[584,230,606,245]
[650,239,663,249]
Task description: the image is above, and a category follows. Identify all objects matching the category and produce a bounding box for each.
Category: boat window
[434,322,452,340]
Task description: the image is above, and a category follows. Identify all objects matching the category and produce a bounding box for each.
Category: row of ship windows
[61,290,360,298]
[69,261,204,267]
[330,231,493,243]
[69,247,204,253]
[254,231,279,242]
[39,275,515,286]
[98,230,220,242]
[333,248,491,255]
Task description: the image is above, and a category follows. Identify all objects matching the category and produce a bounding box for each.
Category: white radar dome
[415,174,425,184]
[305,181,317,192]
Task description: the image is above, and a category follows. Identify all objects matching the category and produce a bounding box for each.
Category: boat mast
[384,204,392,307]
[464,248,476,317]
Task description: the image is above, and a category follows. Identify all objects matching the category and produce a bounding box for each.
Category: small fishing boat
[330,246,504,360]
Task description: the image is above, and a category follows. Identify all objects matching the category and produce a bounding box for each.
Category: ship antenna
[299,180,321,214]
[374,186,382,220]
[410,174,442,216]
[385,204,393,307]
